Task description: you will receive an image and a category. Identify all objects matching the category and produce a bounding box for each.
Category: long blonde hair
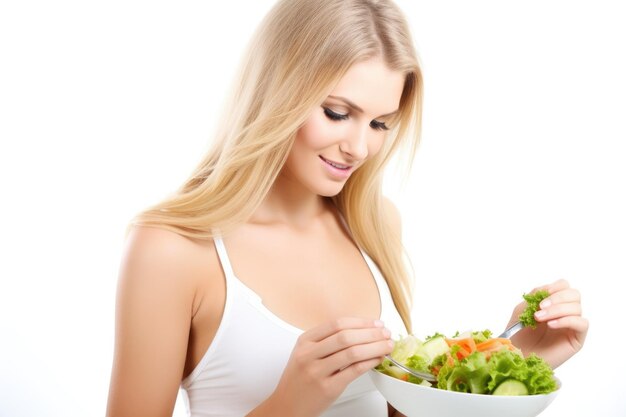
[129,0,423,333]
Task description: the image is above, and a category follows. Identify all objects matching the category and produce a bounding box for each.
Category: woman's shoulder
[120,225,220,298]
[124,225,216,264]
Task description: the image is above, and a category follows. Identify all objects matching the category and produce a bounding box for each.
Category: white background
[1,1,624,416]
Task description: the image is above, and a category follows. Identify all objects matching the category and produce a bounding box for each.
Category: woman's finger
[320,339,393,376]
[301,317,384,343]
[535,302,582,322]
[315,327,391,359]
[332,356,386,387]
[539,288,581,309]
[546,316,590,340]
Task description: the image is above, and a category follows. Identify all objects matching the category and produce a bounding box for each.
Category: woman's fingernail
[388,340,395,349]
[535,310,546,318]
[374,320,384,327]
[382,328,391,338]
[540,299,552,309]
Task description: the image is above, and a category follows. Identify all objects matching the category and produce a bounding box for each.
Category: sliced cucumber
[493,379,529,396]
[422,336,450,361]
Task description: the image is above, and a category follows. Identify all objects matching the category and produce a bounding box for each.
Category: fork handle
[498,321,525,339]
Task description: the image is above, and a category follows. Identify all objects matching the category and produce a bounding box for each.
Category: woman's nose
[340,124,369,161]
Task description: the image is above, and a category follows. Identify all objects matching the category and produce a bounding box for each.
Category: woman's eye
[323,107,349,121]
[370,120,389,131]
[323,107,388,131]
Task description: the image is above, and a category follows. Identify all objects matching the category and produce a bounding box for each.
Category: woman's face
[282,58,405,197]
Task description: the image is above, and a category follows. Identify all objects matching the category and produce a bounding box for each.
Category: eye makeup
[322,107,389,131]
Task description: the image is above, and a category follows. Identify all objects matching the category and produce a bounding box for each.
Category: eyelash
[323,107,389,131]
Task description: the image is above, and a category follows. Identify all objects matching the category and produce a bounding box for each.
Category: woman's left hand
[507,279,589,369]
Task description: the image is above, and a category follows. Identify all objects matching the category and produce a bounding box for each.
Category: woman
[105,1,588,416]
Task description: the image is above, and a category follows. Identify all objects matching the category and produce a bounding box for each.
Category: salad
[376,292,558,396]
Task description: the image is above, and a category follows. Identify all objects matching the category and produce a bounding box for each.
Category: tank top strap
[212,232,236,284]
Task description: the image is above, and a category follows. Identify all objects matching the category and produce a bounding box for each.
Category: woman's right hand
[250,317,393,417]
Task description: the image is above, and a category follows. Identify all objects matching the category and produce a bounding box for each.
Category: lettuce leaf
[523,354,559,394]
[438,351,491,394]
[485,349,529,392]
[486,350,556,394]
[519,290,550,328]
[406,354,431,384]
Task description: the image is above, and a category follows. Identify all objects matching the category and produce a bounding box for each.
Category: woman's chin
[316,182,347,198]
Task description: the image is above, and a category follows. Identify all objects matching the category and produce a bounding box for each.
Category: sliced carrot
[446,338,477,352]
[475,338,511,352]
[445,338,477,360]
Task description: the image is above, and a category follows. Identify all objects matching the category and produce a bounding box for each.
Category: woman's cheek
[368,136,386,158]
[299,116,324,147]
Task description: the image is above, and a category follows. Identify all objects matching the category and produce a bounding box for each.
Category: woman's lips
[319,155,354,179]
[319,156,352,169]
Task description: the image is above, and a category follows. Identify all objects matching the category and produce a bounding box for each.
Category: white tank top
[180,232,406,417]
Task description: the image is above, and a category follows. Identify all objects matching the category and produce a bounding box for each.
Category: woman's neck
[250,174,332,229]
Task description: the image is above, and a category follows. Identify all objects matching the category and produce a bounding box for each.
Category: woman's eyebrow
[327,95,399,117]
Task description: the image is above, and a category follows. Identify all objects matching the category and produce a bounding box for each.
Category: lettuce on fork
[519,290,550,328]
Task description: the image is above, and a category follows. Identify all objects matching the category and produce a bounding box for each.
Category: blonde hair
[129,0,423,333]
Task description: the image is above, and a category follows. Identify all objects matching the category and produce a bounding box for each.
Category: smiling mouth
[319,156,352,170]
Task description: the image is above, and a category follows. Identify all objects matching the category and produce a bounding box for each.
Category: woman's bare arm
[106,227,199,417]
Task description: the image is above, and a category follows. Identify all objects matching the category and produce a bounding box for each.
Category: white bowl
[369,369,560,417]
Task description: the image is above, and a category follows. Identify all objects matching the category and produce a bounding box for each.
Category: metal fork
[383,354,438,382]
[384,321,525,382]
[497,321,524,339]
